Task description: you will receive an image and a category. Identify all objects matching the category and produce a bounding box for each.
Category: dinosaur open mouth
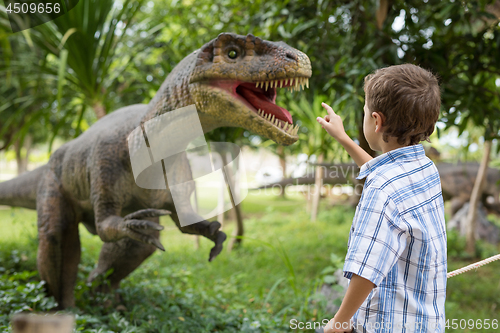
[210,77,309,136]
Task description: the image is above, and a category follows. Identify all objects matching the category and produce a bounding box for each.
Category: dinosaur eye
[228,50,238,59]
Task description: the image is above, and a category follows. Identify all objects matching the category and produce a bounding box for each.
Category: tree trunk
[14,135,32,175]
[228,203,244,252]
[217,170,225,228]
[376,0,389,30]
[350,121,376,206]
[277,146,287,197]
[93,102,107,119]
[193,185,200,250]
[357,120,376,158]
[218,150,244,251]
[465,140,492,255]
[311,154,324,221]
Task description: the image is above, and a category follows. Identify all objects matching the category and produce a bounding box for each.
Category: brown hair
[364,64,441,146]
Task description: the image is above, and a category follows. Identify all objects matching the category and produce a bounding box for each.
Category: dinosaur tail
[0,164,47,210]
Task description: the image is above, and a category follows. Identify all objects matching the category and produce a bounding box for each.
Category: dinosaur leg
[37,171,80,309]
[88,216,159,290]
[170,213,227,262]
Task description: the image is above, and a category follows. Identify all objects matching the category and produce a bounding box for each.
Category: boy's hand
[316,102,348,141]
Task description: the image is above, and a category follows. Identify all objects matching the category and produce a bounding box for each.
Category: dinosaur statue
[0,33,312,309]
[437,162,500,216]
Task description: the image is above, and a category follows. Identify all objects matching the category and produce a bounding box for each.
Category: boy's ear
[372,111,386,131]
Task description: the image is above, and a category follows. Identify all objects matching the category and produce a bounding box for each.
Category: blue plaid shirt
[343,144,447,333]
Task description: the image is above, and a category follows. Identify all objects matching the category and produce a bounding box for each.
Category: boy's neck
[378,136,410,154]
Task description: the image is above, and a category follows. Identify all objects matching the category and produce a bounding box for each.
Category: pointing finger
[321,102,336,117]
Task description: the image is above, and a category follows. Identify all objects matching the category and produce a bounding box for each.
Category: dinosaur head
[189,33,312,146]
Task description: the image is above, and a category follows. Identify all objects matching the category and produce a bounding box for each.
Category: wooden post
[193,185,200,250]
[12,314,74,333]
[277,146,287,197]
[220,151,244,251]
[466,140,492,255]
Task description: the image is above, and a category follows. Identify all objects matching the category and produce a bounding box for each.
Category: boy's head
[363,64,440,150]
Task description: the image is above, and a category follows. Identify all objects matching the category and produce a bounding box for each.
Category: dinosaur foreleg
[36,170,80,309]
[95,209,169,250]
[170,212,227,261]
[88,216,160,291]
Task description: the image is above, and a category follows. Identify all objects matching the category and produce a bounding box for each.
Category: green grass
[1,192,500,332]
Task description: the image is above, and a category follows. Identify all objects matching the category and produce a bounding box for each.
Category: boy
[316,64,447,333]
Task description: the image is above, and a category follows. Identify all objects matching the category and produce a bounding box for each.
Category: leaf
[291,19,318,36]
[57,49,68,113]
[320,266,336,275]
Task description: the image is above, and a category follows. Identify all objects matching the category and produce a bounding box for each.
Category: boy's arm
[324,273,375,333]
[317,103,373,168]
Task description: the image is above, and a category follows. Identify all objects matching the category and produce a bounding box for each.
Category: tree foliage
[1,0,499,156]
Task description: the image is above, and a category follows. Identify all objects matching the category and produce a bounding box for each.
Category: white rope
[447,253,500,278]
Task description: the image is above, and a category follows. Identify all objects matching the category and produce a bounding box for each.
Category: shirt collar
[356,144,426,180]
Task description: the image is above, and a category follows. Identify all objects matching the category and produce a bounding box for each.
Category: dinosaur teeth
[255,78,309,92]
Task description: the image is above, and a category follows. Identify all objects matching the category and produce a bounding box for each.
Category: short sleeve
[343,187,407,287]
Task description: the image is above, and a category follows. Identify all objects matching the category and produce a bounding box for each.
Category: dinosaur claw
[208,231,227,262]
[124,209,172,220]
[153,224,164,231]
[125,219,164,231]
[151,238,165,251]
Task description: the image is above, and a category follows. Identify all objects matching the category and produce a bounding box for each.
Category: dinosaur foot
[209,231,227,262]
